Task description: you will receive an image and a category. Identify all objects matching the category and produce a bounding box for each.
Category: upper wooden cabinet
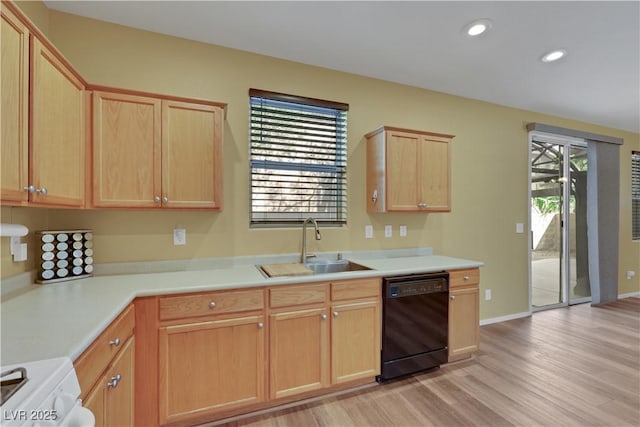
[1,3,86,207]
[92,91,224,209]
[366,126,454,212]
[0,5,29,204]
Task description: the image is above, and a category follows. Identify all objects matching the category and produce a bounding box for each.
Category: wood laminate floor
[215,298,640,427]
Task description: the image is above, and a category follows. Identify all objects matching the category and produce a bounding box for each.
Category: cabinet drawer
[449,268,480,288]
[270,283,327,308]
[75,304,135,397]
[331,278,380,301]
[159,289,264,321]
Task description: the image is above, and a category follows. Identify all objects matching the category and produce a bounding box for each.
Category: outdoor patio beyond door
[530,138,591,310]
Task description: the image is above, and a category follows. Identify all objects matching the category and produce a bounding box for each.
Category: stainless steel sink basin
[303,260,371,274]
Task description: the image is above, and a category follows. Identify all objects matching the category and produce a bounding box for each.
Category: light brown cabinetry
[1,2,85,207]
[0,4,29,204]
[269,284,329,399]
[330,278,381,384]
[157,289,265,425]
[269,279,381,399]
[75,304,135,427]
[92,91,224,209]
[448,268,480,362]
[366,126,453,212]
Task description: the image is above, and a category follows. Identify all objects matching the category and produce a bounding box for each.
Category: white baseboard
[618,291,640,299]
[480,311,531,326]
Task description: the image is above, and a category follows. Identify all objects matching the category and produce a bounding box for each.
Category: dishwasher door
[380,272,449,380]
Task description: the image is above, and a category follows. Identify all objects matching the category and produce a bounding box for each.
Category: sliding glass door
[530,137,590,310]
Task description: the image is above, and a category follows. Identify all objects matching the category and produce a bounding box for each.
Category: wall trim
[480,310,531,326]
[526,122,623,145]
[618,291,640,299]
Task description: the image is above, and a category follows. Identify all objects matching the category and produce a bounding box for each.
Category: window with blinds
[633,151,640,240]
[249,89,348,226]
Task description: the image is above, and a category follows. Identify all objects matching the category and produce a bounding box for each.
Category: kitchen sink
[258,259,371,278]
[303,259,371,274]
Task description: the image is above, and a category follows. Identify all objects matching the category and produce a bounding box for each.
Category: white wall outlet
[516,223,524,234]
[627,270,636,280]
[384,225,392,238]
[399,225,407,237]
[365,225,374,239]
[173,228,186,245]
[485,289,492,301]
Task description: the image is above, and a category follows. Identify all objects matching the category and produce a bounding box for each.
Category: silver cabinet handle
[450,295,456,300]
[36,187,47,195]
[333,311,339,318]
[418,202,427,208]
[258,322,264,329]
[209,301,216,309]
[109,338,120,347]
[162,196,169,203]
[107,373,122,388]
[464,276,470,281]
[321,314,327,320]
[154,196,161,203]
[23,185,36,193]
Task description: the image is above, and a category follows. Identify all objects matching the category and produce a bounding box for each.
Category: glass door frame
[528,132,591,312]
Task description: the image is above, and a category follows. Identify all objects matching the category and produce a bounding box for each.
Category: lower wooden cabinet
[84,337,135,427]
[331,299,380,384]
[448,269,480,362]
[158,315,265,425]
[269,307,329,399]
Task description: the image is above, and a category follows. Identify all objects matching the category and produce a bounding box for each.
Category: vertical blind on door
[249,90,348,226]
[633,151,640,240]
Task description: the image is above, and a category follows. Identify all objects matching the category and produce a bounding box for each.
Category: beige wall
[2,5,638,320]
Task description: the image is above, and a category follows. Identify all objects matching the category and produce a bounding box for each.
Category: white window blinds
[632,151,640,240]
[249,89,348,226]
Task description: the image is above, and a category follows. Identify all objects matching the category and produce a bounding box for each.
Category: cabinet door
[269,308,328,399]
[331,300,380,384]
[386,130,420,211]
[419,136,450,211]
[0,5,29,204]
[448,286,479,361]
[30,37,85,207]
[161,100,223,209]
[105,337,135,427]
[159,315,265,424]
[92,91,161,207]
[83,377,106,427]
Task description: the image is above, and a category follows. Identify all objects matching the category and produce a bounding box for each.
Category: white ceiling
[44,1,640,133]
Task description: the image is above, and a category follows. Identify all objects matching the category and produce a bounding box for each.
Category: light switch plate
[516,223,524,234]
[365,225,373,239]
[399,225,407,237]
[173,228,186,245]
[384,225,392,238]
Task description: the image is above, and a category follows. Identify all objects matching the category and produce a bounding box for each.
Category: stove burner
[0,367,28,406]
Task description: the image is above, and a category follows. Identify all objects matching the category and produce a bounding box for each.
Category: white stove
[0,357,94,426]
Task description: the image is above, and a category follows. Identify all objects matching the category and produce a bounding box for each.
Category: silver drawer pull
[107,374,122,388]
[162,196,169,203]
[23,185,36,193]
[36,187,47,195]
[154,196,161,203]
[418,202,427,208]
[450,295,456,300]
[463,276,470,281]
[333,311,339,318]
[109,338,121,347]
[321,314,327,320]
[258,322,264,329]
[209,301,217,309]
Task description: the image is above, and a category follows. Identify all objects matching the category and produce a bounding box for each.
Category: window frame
[248,89,348,228]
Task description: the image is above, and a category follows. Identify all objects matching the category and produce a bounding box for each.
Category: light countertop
[0,250,482,366]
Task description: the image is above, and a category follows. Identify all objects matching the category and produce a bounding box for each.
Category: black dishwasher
[378,272,449,381]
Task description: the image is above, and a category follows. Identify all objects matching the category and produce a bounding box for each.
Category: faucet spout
[301,217,321,263]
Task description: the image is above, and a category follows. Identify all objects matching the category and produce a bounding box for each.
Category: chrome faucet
[301,217,322,263]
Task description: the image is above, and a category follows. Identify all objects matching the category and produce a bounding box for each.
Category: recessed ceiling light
[541,49,567,63]
[464,19,492,37]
